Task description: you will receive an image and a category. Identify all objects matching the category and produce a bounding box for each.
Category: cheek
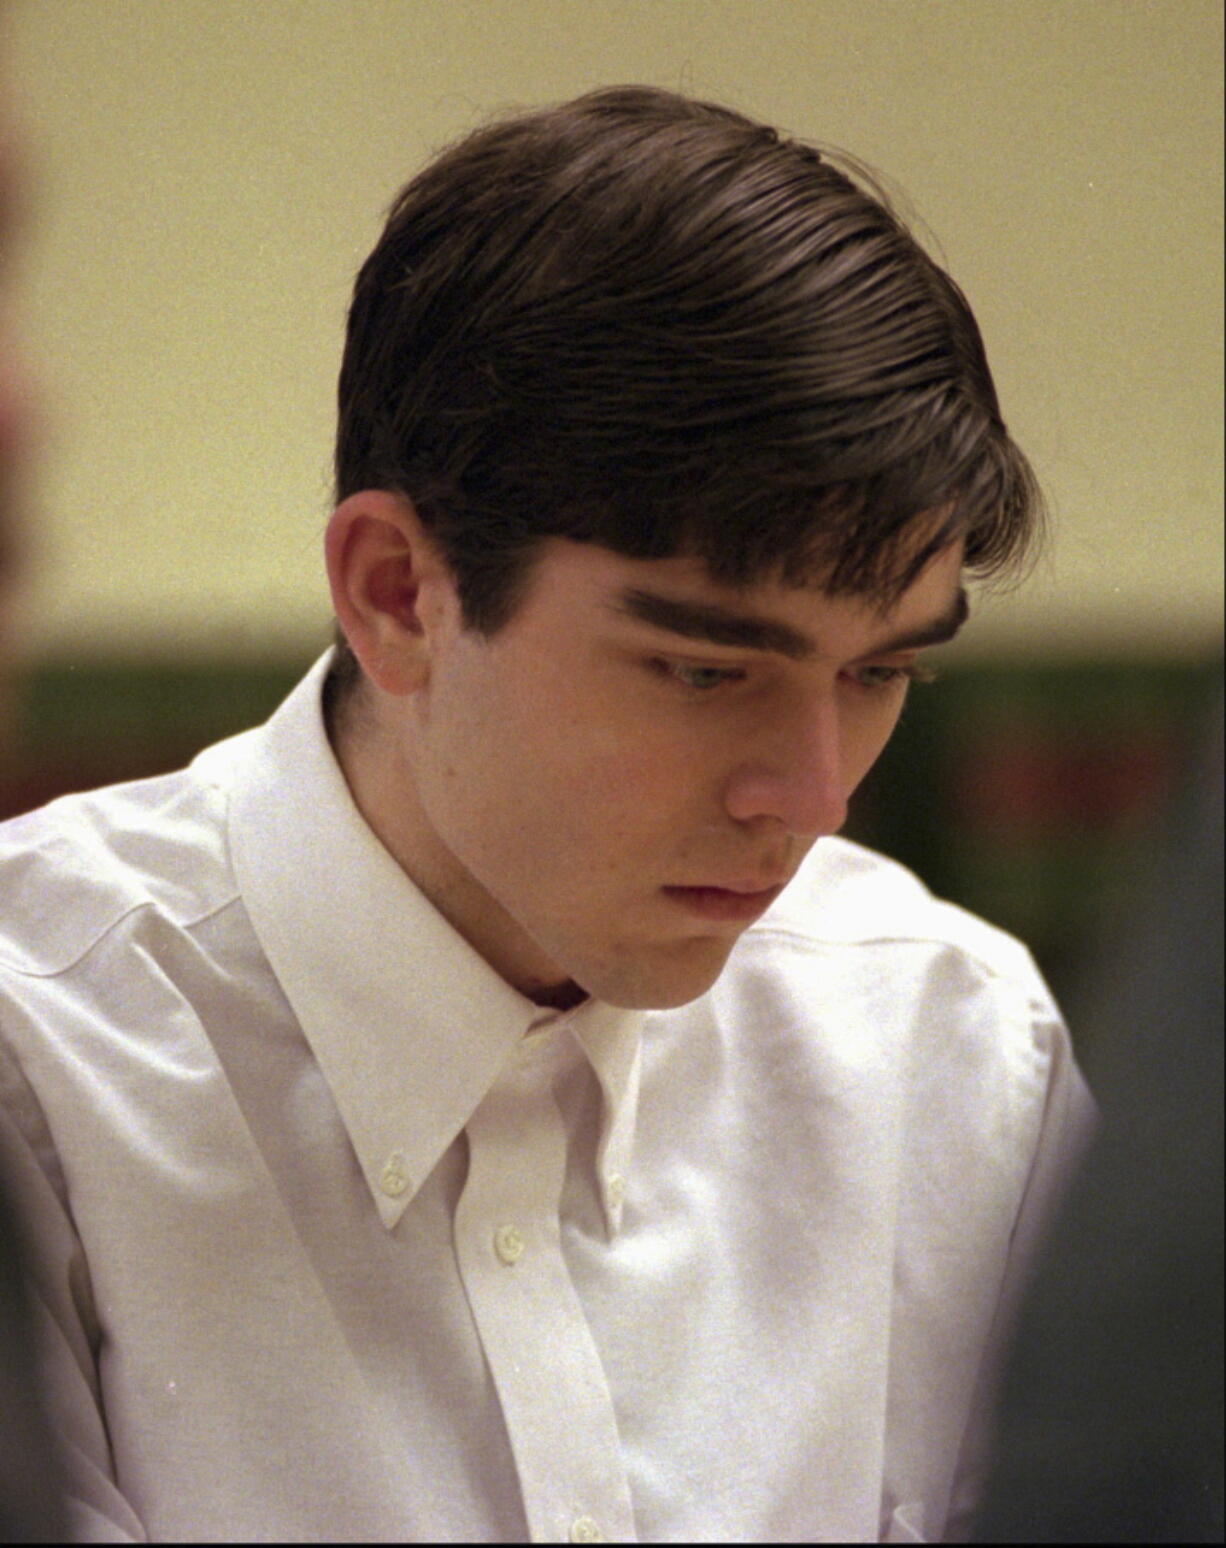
[531,735,696,859]
[532,739,705,896]
[429,672,683,864]
[843,693,909,790]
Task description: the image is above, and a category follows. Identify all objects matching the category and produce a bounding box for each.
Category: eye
[848,662,937,692]
[649,659,747,693]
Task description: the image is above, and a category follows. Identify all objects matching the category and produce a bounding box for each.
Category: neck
[525,979,589,1012]
[330,699,580,1005]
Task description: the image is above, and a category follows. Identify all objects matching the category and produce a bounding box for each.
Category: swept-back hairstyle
[328,85,1042,697]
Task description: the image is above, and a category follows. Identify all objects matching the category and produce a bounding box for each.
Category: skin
[327,491,967,1011]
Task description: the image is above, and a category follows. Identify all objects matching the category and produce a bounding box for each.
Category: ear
[325,490,456,697]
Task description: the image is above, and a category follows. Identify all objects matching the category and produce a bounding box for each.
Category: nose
[722,693,849,840]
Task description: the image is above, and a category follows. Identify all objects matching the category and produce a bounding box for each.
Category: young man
[0,87,1092,1542]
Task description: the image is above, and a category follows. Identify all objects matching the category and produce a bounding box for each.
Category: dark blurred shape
[0,1193,70,1542]
[973,686,1225,1543]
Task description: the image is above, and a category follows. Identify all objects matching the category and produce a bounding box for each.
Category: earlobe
[325,490,447,697]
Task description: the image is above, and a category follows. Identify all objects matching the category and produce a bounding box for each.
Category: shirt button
[494,1224,525,1265]
[570,1516,603,1543]
[607,1172,626,1207]
[379,1153,411,1198]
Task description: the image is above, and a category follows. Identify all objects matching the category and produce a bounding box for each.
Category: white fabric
[0,653,1094,1543]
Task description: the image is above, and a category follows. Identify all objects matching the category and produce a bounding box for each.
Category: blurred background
[1,0,1222,1041]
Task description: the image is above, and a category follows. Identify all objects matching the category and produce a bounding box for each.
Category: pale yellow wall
[7,0,1224,660]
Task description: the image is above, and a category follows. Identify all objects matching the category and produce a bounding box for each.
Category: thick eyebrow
[610,585,969,661]
[860,586,970,656]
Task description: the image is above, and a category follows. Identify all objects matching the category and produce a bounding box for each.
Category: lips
[704,880,790,894]
[661,881,787,922]
[669,873,792,895]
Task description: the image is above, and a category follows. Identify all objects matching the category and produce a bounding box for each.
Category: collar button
[494,1224,525,1265]
[379,1153,411,1198]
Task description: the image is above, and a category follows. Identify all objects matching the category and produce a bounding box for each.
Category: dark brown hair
[327,85,1043,700]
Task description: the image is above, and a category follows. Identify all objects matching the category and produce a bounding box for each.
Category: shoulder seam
[0,889,243,982]
[744,919,1035,985]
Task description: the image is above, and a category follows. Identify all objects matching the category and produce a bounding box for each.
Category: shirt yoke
[0,763,239,979]
[754,835,1041,989]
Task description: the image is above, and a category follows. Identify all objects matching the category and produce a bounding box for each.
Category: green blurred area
[848,656,1223,1023]
[2,651,1221,1047]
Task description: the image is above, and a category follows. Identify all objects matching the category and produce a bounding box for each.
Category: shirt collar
[225,653,643,1230]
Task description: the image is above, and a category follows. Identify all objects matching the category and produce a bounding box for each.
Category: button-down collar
[228,653,643,1230]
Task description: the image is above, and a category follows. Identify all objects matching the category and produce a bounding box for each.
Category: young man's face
[356,533,966,1010]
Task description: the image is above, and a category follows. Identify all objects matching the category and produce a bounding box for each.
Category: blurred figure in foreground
[974,698,1224,1542]
[0,87,29,654]
[0,62,70,1546]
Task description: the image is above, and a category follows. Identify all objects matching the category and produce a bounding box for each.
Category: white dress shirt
[0,653,1094,1543]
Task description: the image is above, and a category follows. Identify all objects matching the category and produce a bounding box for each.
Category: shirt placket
[454,1034,637,1545]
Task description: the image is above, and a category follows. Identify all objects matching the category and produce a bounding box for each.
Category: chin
[577,936,734,1011]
